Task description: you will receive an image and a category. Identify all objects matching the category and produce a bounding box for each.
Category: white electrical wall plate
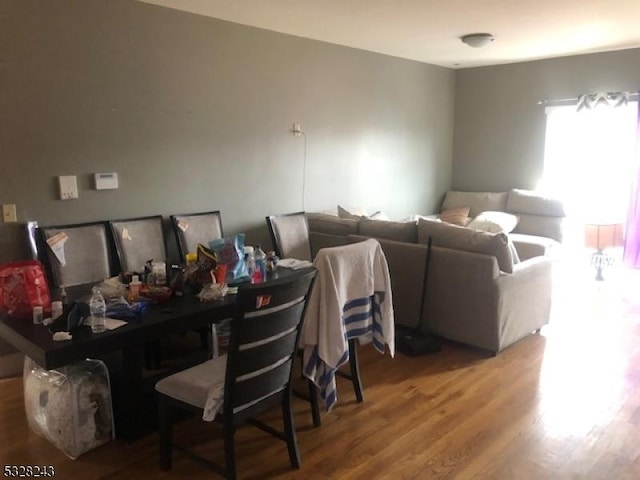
[58,175,78,200]
[94,172,119,190]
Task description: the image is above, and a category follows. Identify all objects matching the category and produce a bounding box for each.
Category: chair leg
[158,395,173,471]
[348,339,364,402]
[283,395,301,468]
[223,422,237,480]
[307,379,322,427]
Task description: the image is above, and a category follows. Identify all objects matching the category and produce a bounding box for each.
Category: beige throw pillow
[439,207,471,226]
[417,218,514,273]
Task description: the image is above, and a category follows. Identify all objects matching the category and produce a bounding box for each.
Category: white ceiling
[140,0,640,69]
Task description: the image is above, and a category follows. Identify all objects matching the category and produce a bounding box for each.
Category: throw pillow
[467,211,519,234]
[439,207,471,226]
[337,205,368,220]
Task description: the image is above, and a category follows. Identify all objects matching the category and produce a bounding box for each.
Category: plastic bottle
[253,244,267,283]
[244,246,255,280]
[89,286,107,333]
[60,285,68,307]
[129,275,142,301]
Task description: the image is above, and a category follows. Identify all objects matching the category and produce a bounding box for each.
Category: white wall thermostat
[94,172,119,190]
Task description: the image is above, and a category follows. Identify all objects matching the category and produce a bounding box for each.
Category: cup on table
[32,306,44,324]
[51,301,63,320]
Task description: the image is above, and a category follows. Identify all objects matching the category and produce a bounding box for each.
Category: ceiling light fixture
[460,33,495,48]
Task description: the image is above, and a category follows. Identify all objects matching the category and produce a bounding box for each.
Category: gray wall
[453,48,640,192]
[0,0,455,264]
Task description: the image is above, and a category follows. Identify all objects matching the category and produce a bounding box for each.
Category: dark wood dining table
[0,268,313,441]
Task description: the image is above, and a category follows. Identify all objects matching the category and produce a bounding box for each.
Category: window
[540,99,638,246]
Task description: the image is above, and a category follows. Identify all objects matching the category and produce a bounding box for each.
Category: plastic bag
[209,234,250,284]
[0,260,51,319]
[23,357,114,459]
[190,243,218,288]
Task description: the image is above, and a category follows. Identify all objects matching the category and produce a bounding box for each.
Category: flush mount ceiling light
[460,33,495,48]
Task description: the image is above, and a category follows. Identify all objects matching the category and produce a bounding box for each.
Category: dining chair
[301,238,395,412]
[36,221,116,287]
[155,267,317,479]
[171,210,227,358]
[109,216,166,275]
[171,210,224,261]
[266,212,312,261]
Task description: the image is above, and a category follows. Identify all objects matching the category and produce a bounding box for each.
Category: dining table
[0,267,313,442]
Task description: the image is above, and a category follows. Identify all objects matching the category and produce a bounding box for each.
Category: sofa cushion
[506,189,566,217]
[442,191,508,218]
[513,214,565,243]
[358,219,418,243]
[467,211,519,233]
[417,218,514,273]
[510,233,561,261]
[306,213,360,236]
[439,207,471,226]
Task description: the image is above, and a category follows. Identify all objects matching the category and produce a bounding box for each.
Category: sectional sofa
[307,189,566,354]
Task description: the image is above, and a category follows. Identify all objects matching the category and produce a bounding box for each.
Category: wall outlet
[292,123,302,136]
[2,204,17,223]
[58,175,78,200]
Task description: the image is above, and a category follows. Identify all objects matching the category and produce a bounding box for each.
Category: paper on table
[277,258,313,269]
[85,317,128,330]
[106,318,127,330]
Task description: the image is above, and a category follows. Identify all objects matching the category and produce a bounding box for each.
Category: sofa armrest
[423,246,518,352]
[493,256,553,351]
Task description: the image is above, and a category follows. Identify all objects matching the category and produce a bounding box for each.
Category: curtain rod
[537,91,639,106]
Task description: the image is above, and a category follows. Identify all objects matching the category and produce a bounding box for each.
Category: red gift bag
[0,260,51,319]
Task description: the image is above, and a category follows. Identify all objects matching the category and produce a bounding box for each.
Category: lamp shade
[584,223,624,250]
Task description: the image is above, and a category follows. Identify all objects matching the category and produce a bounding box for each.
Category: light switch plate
[58,175,78,200]
[2,204,17,223]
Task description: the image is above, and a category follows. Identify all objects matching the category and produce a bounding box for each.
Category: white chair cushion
[155,355,227,412]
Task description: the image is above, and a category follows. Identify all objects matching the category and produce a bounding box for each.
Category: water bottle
[89,286,107,333]
[244,246,255,280]
[253,244,267,283]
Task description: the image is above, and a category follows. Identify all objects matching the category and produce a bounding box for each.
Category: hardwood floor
[1,260,640,479]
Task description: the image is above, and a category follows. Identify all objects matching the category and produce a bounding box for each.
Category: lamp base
[591,250,614,281]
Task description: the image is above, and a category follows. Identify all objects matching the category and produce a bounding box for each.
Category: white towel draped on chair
[301,239,394,410]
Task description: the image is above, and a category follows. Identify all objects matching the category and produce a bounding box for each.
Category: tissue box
[23,357,114,459]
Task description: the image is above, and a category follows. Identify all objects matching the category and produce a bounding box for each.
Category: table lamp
[584,222,624,281]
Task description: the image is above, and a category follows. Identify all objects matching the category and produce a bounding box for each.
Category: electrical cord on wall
[300,130,307,212]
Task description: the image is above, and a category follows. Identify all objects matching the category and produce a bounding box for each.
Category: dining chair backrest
[170,211,224,261]
[266,212,312,261]
[37,221,114,287]
[225,268,316,418]
[109,216,166,274]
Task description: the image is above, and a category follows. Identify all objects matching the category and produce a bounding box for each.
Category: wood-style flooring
[1,260,639,479]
